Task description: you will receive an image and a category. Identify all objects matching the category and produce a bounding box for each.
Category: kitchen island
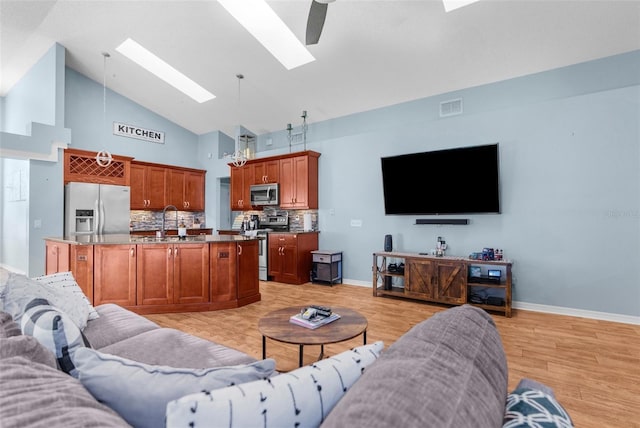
[44,234,260,314]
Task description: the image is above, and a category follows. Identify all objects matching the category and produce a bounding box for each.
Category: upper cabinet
[64,148,133,186]
[130,162,167,210]
[252,159,279,184]
[229,151,320,211]
[230,164,253,211]
[167,168,206,211]
[279,153,319,209]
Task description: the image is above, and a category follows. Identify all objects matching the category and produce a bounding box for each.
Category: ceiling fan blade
[306,0,328,45]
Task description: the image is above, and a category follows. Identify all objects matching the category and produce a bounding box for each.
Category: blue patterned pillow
[166,341,384,428]
[20,298,91,376]
[503,387,574,428]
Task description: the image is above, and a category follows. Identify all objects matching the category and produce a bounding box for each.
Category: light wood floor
[146,281,640,428]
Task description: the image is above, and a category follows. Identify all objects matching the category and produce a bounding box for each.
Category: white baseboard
[342,279,640,325]
[512,301,640,325]
[0,264,25,275]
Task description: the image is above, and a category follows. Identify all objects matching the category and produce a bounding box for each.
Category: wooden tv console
[372,251,513,317]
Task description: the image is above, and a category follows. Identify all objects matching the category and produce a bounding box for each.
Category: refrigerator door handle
[99,199,105,234]
[94,199,100,235]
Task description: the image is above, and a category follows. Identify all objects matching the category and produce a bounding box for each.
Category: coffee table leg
[319,344,324,361]
[299,344,304,367]
[262,335,266,360]
[364,329,367,345]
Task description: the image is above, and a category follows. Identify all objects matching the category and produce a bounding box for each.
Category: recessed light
[218,0,315,70]
[115,38,215,103]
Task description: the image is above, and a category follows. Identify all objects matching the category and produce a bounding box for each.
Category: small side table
[311,250,342,285]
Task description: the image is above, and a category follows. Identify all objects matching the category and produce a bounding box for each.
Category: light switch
[34,219,42,229]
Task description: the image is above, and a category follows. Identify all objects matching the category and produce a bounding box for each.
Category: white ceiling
[2,0,639,137]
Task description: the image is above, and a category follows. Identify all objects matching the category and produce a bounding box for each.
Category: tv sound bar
[415,218,469,225]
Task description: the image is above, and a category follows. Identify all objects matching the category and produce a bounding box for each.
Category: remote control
[310,305,332,317]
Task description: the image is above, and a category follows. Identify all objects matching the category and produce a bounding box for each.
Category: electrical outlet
[34,219,42,229]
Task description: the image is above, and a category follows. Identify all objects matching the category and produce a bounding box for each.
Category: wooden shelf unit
[372,251,512,317]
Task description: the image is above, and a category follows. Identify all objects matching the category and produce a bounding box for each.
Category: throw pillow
[20,299,91,375]
[72,347,277,428]
[33,271,99,320]
[166,341,384,428]
[503,386,574,428]
[1,271,90,330]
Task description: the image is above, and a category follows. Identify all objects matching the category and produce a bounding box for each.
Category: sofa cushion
[33,271,99,320]
[20,299,91,375]
[0,271,90,330]
[73,347,276,428]
[99,327,257,368]
[321,305,508,428]
[0,356,130,427]
[166,341,384,428]
[0,335,57,368]
[82,303,159,350]
[0,311,21,338]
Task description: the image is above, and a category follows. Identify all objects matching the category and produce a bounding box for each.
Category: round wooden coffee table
[258,306,368,367]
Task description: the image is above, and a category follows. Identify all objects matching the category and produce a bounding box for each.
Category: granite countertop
[218,229,320,235]
[45,234,261,245]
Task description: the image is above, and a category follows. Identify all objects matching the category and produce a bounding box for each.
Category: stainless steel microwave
[250,184,279,206]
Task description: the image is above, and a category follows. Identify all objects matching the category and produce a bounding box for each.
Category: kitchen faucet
[160,205,179,238]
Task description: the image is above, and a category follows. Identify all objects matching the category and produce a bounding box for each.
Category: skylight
[115,38,215,103]
[217,0,315,70]
[442,0,482,12]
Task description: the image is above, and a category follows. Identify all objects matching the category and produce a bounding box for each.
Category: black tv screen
[381,143,500,215]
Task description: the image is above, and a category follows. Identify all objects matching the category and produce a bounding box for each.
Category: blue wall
[255,51,640,317]
[3,42,639,317]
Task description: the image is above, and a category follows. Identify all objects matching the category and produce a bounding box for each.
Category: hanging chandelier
[96,52,113,168]
[230,74,247,167]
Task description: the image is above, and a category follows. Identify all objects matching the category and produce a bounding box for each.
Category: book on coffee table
[290,312,341,329]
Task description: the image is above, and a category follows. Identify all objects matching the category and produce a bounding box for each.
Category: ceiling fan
[305,0,336,45]
[305,0,483,45]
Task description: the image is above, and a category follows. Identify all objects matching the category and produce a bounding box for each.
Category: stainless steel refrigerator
[64,182,130,235]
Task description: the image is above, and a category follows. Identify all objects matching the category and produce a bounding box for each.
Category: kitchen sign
[113,122,165,144]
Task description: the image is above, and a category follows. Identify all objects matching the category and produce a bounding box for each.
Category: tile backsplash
[130,211,206,231]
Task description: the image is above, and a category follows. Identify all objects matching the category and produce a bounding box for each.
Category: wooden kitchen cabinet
[230,165,253,210]
[210,240,259,306]
[137,242,209,306]
[237,239,259,301]
[279,153,319,209]
[94,244,137,307]
[45,241,69,274]
[167,168,205,211]
[252,159,279,184]
[45,240,94,303]
[130,162,167,209]
[268,232,318,284]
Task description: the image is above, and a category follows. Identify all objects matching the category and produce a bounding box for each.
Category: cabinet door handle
[174,247,179,257]
[238,244,243,255]
[168,248,172,258]
[130,248,135,257]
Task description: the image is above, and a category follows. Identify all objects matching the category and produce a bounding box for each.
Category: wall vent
[440,98,463,118]
[290,132,304,144]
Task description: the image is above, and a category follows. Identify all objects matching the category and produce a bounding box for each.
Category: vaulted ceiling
[2,1,639,137]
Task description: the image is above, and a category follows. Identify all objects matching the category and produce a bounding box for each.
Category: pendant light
[231,74,247,167]
[96,52,113,167]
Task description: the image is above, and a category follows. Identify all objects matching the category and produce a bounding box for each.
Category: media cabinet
[372,251,512,317]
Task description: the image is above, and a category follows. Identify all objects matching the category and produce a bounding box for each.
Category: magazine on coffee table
[290,312,341,329]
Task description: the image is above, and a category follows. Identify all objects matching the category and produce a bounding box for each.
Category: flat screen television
[381,143,500,215]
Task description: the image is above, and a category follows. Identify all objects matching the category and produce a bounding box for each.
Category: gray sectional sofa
[1,269,571,428]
